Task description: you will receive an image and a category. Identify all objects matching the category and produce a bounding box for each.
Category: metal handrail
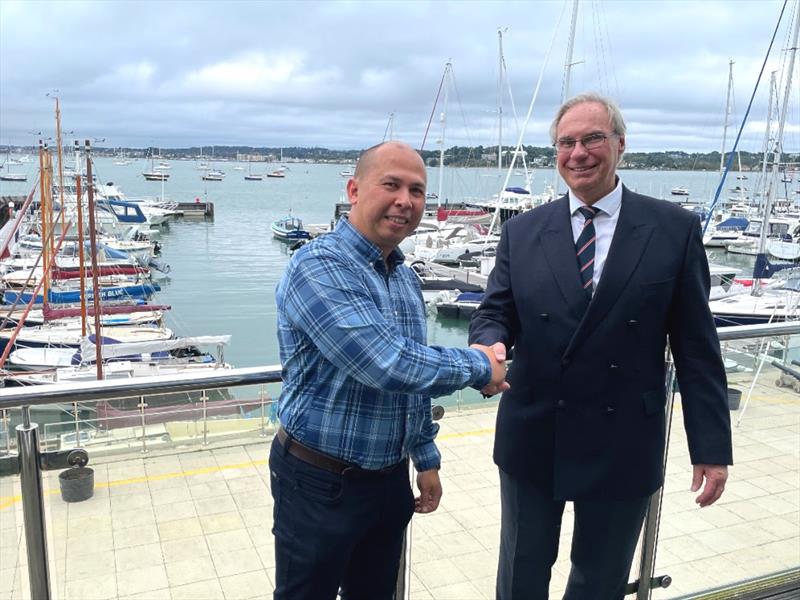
[716,321,800,341]
[0,322,796,412]
[0,365,283,410]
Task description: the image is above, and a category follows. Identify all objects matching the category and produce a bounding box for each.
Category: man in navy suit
[469,93,732,600]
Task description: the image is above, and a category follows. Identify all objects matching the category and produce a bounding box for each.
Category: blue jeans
[269,437,414,600]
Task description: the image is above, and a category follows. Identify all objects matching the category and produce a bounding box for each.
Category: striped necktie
[575,206,601,298]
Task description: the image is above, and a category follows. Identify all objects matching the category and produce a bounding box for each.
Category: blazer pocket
[642,389,666,416]
[640,277,675,292]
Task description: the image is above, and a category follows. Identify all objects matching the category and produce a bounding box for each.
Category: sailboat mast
[74,141,88,338]
[720,60,734,174]
[758,72,778,215]
[437,62,451,208]
[553,0,579,197]
[755,5,800,293]
[497,28,505,173]
[85,141,104,379]
[54,96,66,229]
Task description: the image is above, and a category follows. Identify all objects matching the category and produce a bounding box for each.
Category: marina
[1,156,799,600]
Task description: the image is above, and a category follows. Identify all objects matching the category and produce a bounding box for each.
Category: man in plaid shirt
[271,141,507,600]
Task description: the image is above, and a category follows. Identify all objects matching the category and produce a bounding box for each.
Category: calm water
[0,158,755,405]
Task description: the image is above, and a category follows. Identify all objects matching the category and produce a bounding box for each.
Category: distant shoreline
[2,144,798,173]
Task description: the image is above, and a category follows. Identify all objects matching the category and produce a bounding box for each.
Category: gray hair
[549,92,627,143]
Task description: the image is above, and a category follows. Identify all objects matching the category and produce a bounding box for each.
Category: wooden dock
[174,201,214,219]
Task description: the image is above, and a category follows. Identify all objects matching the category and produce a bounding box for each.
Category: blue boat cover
[716,217,748,231]
[456,292,484,302]
[504,187,530,195]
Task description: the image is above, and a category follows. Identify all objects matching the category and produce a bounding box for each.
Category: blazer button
[606,406,616,414]
[539,313,549,320]
[557,399,566,408]
[627,319,639,326]
[609,363,619,370]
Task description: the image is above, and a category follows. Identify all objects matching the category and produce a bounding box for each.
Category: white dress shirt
[568,179,622,293]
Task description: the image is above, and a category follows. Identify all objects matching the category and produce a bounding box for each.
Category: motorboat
[271,216,311,242]
[201,170,225,181]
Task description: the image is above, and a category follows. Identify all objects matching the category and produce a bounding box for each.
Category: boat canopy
[79,335,231,361]
[504,187,530,195]
[716,217,749,231]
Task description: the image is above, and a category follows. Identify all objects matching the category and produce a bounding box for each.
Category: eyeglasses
[554,132,617,153]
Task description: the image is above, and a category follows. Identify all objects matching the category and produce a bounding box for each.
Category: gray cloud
[1,0,797,153]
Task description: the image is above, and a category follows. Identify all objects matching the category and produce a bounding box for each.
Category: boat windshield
[780,277,800,292]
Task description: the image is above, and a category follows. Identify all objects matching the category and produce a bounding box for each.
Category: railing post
[138,397,148,454]
[259,385,267,437]
[634,363,677,599]
[201,390,209,446]
[16,406,52,600]
[73,401,81,447]
[1,409,10,455]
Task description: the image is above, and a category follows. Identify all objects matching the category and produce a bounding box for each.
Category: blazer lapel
[564,188,655,357]
[541,196,588,320]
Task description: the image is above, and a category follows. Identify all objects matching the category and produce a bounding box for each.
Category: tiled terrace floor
[1,367,798,599]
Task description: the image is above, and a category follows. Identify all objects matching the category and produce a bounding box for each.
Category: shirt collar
[568,177,623,217]
[336,217,406,269]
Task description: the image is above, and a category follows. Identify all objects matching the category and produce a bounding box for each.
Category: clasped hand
[471,342,510,396]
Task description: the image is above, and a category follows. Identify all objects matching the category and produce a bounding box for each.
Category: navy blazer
[469,187,733,500]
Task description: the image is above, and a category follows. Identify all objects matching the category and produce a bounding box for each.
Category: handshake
[471,342,510,397]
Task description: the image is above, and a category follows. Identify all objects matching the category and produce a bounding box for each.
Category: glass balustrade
[0,325,797,600]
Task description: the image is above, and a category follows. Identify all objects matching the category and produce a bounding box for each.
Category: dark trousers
[269,437,414,600]
[497,469,649,600]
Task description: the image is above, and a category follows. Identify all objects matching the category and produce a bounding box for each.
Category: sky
[1,0,799,154]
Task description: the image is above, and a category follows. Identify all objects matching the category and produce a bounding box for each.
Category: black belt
[276,427,406,476]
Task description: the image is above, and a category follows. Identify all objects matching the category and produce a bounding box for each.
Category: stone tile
[188,481,231,500]
[65,531,114,558]
[147,476,190,493]
[153,500,197,523]
[226,475,268,494]
[206,529,253,554]
[246,526,273,549]
[115,564,168,596]
[64,549,115,581]
[161,536,210,563]
[218,568,271,599]
[63,573,117,600]
[199,511,246,534]
[111,506,156,530]
[233,490,271,510]
[414,557,470,589]
[194,494,237,517]
[433,530,486,558]
[113,523,160,549]
[114,542,164,571]
[165,555,217,587]
[157,516,203,541]
[149,484,192,507]
[0,568,18,596]
[109,492,153,512]
[428,580,483,599]
[211,547,263,577]
[171,579,225,600]
[118,587,171,600]
[239,507,271,529]
[255,542,276,569]
[447,549,498,581]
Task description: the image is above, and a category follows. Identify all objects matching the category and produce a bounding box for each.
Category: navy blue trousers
[269,437,414,600]
[497,469,649,600]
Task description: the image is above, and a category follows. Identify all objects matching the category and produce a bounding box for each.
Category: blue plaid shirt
[275,217,492,471]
